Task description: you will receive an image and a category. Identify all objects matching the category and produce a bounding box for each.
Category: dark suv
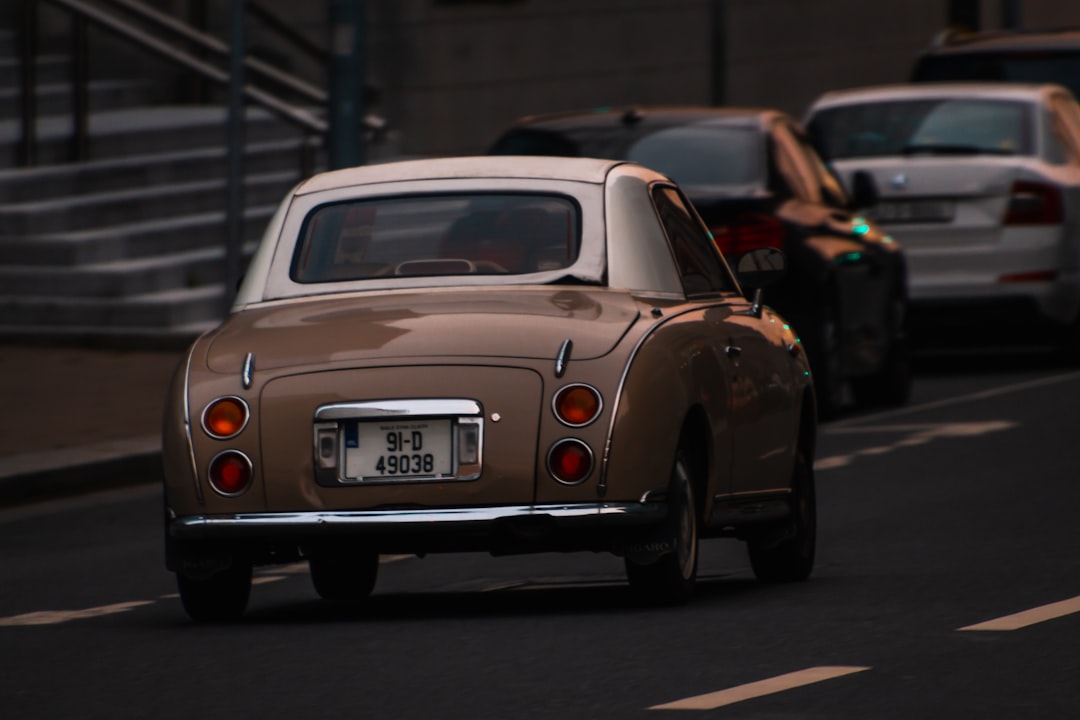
[911,28,1080,100]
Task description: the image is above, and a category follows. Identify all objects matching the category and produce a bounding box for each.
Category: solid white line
[649,666,870,711]
[958,595,1080,631]
[826,370,1080,431]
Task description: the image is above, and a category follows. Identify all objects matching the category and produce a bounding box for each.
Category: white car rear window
[809,98,1034,160]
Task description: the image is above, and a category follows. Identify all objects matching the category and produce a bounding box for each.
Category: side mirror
[849,170,879,210]
[735,247,786,290]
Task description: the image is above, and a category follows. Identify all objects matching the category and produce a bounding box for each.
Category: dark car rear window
[491,123,765,187]
[807,98,1034,160]
[913,52,1080,101]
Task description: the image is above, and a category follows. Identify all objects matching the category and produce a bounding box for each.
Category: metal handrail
[18,0,329,166]
[100,0,329,105]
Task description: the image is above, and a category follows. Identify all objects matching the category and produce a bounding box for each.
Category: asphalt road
[2,348,1079,719]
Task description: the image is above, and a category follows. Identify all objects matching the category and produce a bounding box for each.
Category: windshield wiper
[901,143,1015,156]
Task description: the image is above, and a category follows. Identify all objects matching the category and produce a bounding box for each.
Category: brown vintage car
[163,156,817,622]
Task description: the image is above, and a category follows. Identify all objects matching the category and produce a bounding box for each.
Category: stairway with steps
[0,23,329,347]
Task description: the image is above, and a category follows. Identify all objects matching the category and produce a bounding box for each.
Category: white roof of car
[809,82,1069,110]
[295,155,628,195]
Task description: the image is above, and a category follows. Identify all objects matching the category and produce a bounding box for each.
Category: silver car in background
[805,82,1080,356]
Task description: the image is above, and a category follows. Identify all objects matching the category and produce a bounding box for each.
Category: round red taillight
[547,439,594,485]
[553,384,602,427]
[208,450,253,496]
[202,396,249,439]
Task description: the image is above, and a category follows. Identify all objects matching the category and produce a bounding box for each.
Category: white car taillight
[1004,180,1063,225]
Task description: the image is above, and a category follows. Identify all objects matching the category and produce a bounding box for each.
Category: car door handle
[725,345,742,358]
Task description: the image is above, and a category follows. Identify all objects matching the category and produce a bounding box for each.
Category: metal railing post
[224,0,246,314]
[18,0,39,167]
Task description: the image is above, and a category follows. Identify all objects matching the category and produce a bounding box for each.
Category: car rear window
[913,52,1080,101]
[807,98,1034,160]
[490,123,764,188]
[624,125,763,187]
[291,193,580,283]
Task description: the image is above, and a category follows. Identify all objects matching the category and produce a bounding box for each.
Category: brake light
[208,450,253,496]
[998,270,1059,283]
[710,213,785,257]
[547,439,594,485]
[1004,181,1063,225]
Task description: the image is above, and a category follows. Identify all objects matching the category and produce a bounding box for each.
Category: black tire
[309,548,379,603]
[852,296,911,408]
[625,449,698,606]
[748,449,816,582]
[176,559,253,623]
[806,303,844,420]
[1054,314,1080,364]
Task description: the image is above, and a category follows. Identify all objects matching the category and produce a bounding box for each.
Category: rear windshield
[913,52,1080,101]
[491,124,764,188]
[291,193,580,283]
[623,126,763,187]
[807,98,1034,160]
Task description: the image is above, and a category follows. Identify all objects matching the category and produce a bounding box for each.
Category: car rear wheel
[851,297,911,407]
[748,448,816,582]
[176,559,253,623]
[806,303,844,420]
[309,548,379,603]
[625,449,698,605]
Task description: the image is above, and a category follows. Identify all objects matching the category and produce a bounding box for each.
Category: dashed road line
[958,594,1080,631]
[815,420,1017,472]
[649,666,870,711]
[0,601,154,627]
[827,370,1080,431]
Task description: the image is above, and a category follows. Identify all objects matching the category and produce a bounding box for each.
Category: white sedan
[805,82,1080,354]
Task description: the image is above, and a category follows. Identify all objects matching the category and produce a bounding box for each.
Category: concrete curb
[0,436,163,507]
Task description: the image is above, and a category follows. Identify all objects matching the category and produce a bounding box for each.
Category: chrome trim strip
[173,502,667,530]
[555,338,573,378]
[181,344,203,504]
[242,352,255,389]
[315,399,482,420]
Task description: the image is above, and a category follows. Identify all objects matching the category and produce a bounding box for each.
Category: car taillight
[710,213,785,257]
[208,450,253,496]
[1003,181,1063,225]
[553,384,602,427]
[202,396,249,439]
[547,439,594,485]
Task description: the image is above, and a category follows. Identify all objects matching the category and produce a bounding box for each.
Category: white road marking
[815,420,1017,472]
[827,370,1080,432]
[252,575,285,586]
[0,601,154,626]
[958,595,1080,631]
[650,666,870,710]
[815,455,852,470]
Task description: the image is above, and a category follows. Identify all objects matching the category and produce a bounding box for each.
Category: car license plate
[869,200,954,223]
[344,419,454,481]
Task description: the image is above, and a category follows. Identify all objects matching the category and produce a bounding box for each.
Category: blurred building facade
[253,0,1080,156]
[8,0,1080,158]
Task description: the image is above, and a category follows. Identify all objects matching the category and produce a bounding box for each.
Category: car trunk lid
[204,286,641,374]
